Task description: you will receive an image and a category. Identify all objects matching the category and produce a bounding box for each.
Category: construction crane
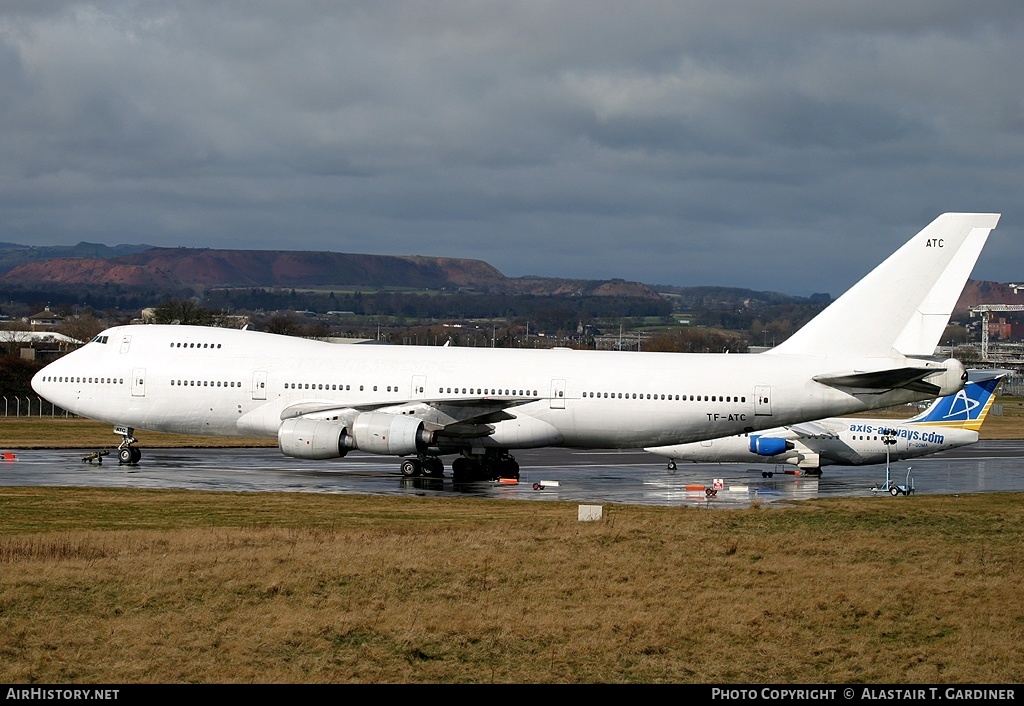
[970,284,1023,359]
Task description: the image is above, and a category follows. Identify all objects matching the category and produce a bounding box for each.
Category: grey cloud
[0,1,1021,295]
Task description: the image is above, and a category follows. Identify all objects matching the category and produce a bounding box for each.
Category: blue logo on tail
[912,374,1003,425]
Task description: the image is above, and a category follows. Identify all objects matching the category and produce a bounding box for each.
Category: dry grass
[1,487,1023,683]
[2,398,1023,683]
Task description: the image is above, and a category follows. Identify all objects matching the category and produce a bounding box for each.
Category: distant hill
[954,280,1023,319]
[0,242,152,275]
[0,246,663,299]
[4,242,1011,312]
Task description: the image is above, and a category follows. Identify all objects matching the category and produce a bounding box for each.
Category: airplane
[644,369,1008,476]
[31,213,1000,481]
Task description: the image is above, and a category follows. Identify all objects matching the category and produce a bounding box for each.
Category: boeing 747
[31,213,1001,480]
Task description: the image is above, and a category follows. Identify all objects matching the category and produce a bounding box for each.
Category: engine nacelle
[278,418,351,460]
[279,412,435,459]
[749,435,793,457]
[350,412,434,455]
[278,413,434,457]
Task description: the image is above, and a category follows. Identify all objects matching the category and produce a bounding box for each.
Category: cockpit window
[89,335,109,344]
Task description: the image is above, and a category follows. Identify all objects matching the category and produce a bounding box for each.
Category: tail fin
[766,213,1000,358]
[908,369,1008,430]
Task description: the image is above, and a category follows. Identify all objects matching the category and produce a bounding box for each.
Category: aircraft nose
[31,367,45,396]
[31,359,64,402]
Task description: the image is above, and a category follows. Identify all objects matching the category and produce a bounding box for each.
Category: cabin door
[754,385,772,416]
[131,368,146,397]
[252,370,268,400]
[411,375,427,400]
[550,379,566,409]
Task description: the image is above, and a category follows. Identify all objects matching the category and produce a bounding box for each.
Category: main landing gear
[451,451,520,482]
[398,451,521,481]
[398,450,520,481]
[399,455,445,478]
[114,425,141,466]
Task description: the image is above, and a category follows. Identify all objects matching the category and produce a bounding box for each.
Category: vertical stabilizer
[767,213,1000,358]
[908,370,1008,431]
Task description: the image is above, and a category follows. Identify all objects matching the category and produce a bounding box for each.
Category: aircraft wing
[279,395,542,439]
[784,421,840,439]
[812,367,947,395]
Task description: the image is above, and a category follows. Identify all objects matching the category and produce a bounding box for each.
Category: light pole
[882,428,897,491]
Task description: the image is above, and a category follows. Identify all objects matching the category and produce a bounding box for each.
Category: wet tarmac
[2,440,1024,508]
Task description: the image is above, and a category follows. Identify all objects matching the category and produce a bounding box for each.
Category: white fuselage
[32,324,965,454]
[657,420,978,468]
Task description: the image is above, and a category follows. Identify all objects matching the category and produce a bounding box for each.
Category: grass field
[1,399,1023,683]
[1,488,1024,683]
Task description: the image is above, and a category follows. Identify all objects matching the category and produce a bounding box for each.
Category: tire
[890,486,900,496]
[118,448,133,465]
[451,457,470,481]
[400,459,421,477]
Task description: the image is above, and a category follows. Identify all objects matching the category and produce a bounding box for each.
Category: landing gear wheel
[424,458,445,477]
[451,457,471,481]
[498,459,520,480]
[667,460,677,471]
[113,426,140,466]
[400,459,422,477]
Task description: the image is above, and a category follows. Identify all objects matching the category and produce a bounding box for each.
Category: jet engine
[748,435,794,457]
[278,412,434,460]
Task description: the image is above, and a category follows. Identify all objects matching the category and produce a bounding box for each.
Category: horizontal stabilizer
[812,367,942,395]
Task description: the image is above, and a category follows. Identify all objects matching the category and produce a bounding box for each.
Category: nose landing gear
[114,425,142,465]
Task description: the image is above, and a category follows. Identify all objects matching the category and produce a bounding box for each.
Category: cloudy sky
[1,1,1021,296]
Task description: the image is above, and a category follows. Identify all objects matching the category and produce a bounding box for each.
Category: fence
[1,396,70,417]
[1002,373,1024,397]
